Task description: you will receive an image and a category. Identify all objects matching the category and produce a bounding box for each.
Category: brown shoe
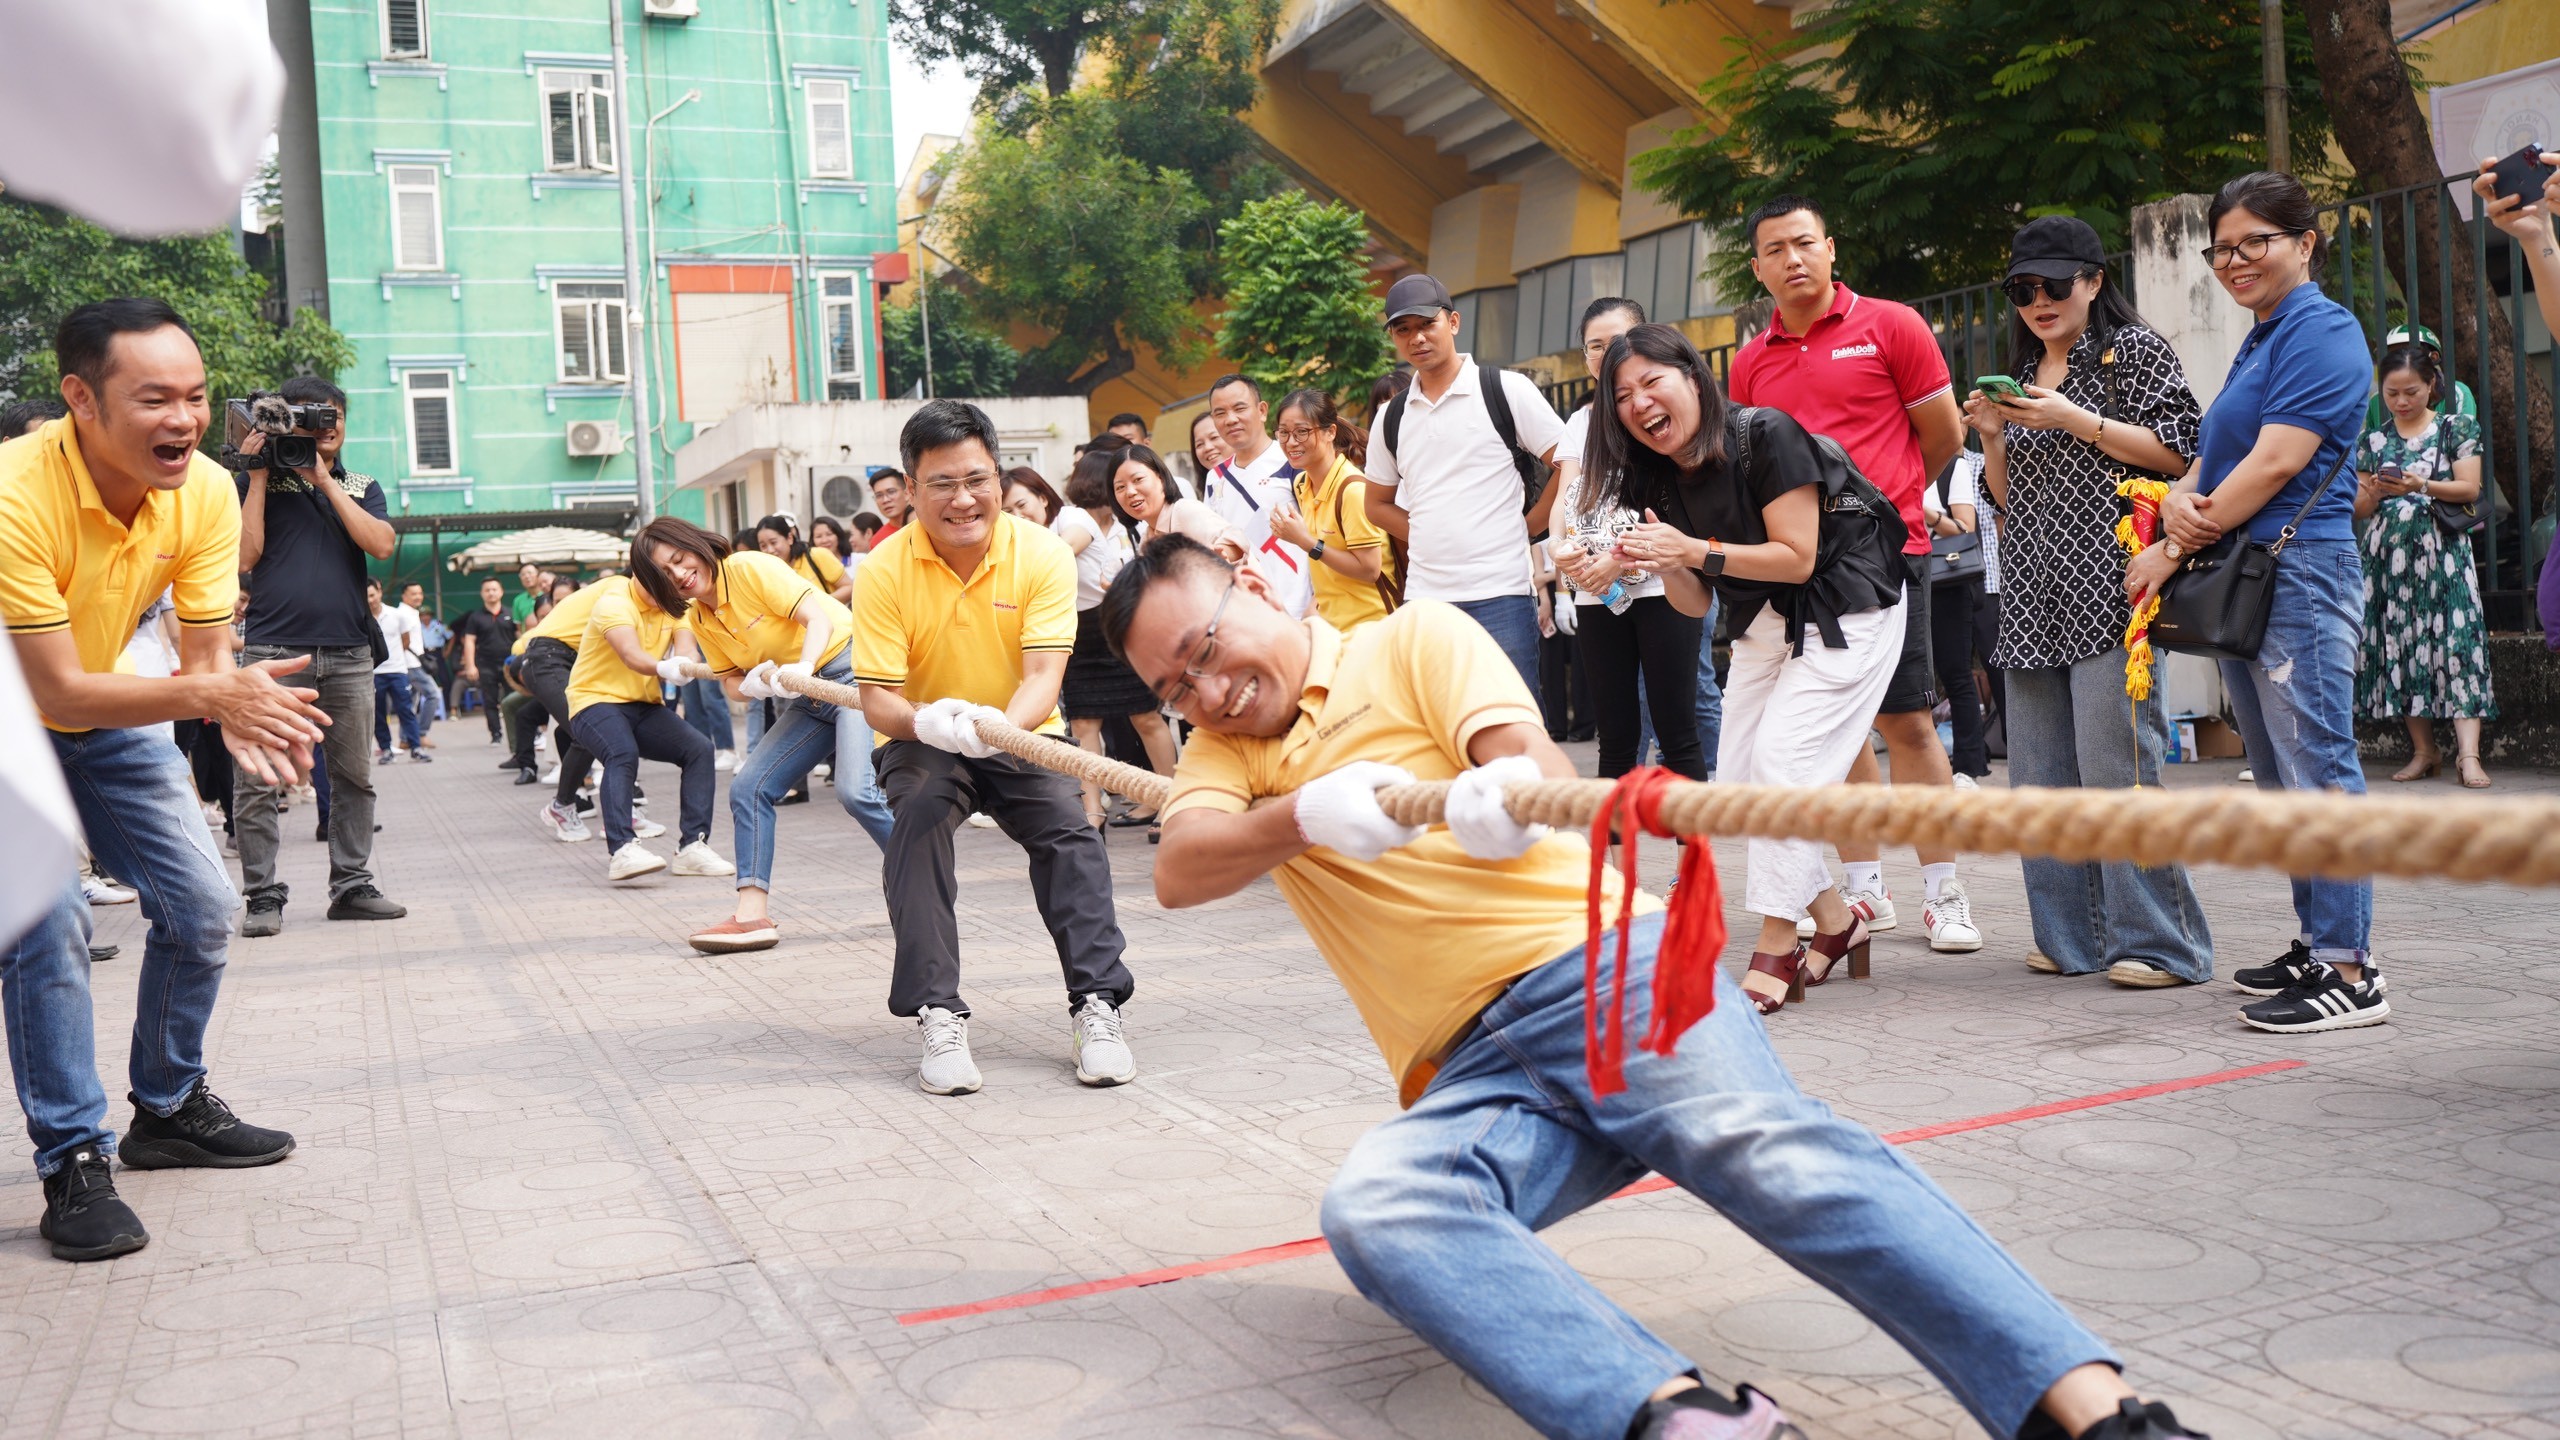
[689,916,779,954]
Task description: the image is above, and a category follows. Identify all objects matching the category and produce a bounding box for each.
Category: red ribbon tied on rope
[1582,767,1726,1098]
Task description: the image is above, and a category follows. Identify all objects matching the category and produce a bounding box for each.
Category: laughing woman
[629,517,896,955]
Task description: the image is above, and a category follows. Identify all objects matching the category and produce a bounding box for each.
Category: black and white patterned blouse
[1990,323,2201,670]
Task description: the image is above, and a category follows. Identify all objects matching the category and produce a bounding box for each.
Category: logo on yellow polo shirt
[1316,703,1372,741]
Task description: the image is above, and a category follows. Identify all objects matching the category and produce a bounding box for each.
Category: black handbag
[2420,428,2487,535]
[1926,466,1984,586]
[2150,443,2356,662]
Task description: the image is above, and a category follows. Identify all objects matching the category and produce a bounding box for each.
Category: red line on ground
[896,1058,2305,1327]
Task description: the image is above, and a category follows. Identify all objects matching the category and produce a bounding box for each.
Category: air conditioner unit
[814,465,869,520]
[565,419,624,457]
[641,0,697,18]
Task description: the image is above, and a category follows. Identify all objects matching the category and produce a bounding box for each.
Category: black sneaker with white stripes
[2239,965,2390,1034]
[2231,940,2317,996]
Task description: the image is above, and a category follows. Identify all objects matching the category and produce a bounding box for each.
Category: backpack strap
[1381,387,1409,468]
[1480,360,1522,455]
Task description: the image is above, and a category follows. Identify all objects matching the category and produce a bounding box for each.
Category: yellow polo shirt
[1164,601,1661,1106]
[0,419,241,732]
[792,545,845,594]
[1295,454,1394,633]
[690,551,852,675]
[564,576,682,715]
[522,583,610,648]
[851,513,1075,736]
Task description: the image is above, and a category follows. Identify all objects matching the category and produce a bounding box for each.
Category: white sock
[1843,861,1884,897]
[1921,862,1957,901]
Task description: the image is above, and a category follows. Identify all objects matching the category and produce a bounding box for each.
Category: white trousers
[1716,601,1907,920]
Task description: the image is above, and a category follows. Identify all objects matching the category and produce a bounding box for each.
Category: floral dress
[2356,412,2497,719]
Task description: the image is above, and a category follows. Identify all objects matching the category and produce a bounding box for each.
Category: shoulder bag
[2424,423,2486,536]
[1925,464,1984,588]
[2150,442,2355,663]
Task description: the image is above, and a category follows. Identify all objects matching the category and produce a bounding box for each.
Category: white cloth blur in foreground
[0,636,80,949]
[0,0,282,236]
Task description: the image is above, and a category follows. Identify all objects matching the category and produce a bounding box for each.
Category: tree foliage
[926,0,1282,394]
[1215,193,1390,406]
[887,1,1128,100]
[880,281,1022,399]
[0,197,353,407]
[1634,0,2335,300]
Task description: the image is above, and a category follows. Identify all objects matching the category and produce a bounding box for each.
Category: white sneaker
[537,764,561,785]
[810,762,831,783]
[631,815,667,839]
[1952,772,1980,791]
[713,748,737,773]
[201,801,226,829]
[917,1007,982,1095]
[82,876,137,906]
[966,812,998,830]
[1800,886,1895,938]
[1924,879,1983,952]
[540,801,591,843]
[534,731,549,752]
[1071,993,1136,1086]
[669,840,734,876]
[607,841,666,881]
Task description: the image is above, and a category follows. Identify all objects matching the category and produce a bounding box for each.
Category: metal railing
[1907,251,2136,396]
[1534,344,1738,418]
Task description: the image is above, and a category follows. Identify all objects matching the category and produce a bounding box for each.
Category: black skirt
[1062,607,1158,720]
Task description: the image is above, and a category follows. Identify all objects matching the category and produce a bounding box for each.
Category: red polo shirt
[1727,283,1951,554]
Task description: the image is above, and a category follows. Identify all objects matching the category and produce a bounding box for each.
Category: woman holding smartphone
[2123,172,2378,1035]
[2353,344,2495,787]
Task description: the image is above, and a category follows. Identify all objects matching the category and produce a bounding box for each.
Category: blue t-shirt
[2194,282,2368,544]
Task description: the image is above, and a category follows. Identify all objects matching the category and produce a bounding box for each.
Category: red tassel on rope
[1583,767,1726,1098]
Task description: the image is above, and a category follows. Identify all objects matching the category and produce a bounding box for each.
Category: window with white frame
[804,79,853,179]
[818,273,863,400]
[383,0,429,59]
[555,281,628,384]
[540,68,615,173]
[404,370,457,474]
[388,165,443,271]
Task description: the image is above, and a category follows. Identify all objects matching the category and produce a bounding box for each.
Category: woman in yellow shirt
[631,517,893,954]
[758,513,850,602]
[562,575,730,883]
[1268,388,1395,633]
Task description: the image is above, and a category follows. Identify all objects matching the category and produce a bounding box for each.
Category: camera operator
[233,376,408,937]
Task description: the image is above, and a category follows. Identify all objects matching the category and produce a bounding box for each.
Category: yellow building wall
[1510,155,1622,273]
[2411,0,2560,89]
[1428,187,1524,294]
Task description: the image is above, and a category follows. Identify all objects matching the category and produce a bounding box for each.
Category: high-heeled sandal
[2457,752,2491,789]
[1746,946,1808,1016]
[1802,916,1872,988]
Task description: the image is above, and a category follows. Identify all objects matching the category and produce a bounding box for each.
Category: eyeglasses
[1274,424,1320,444]
[2198,231,2299,269]
[1158,579,1236,709]
[2002,273,2087,307]
[918,472,998,501]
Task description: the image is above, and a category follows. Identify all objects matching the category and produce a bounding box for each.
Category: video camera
[220,393,339,474]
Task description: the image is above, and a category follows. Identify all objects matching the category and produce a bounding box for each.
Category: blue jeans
[679,678,734,750]
[1452,594,1539,692]
[2006,650,2213,980]
[1638,593,1722,773]
[5,726,238,1177]
[731,653,894,889]
[1322,912,2111,1440]
[373,671,419,752]
[2219,539,2372,964]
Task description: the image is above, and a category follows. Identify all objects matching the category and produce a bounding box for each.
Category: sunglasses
[2003,273,2088,308]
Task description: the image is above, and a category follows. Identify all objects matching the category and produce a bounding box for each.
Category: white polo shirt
[1365,357,1565,603]
[1205,436,1313,617]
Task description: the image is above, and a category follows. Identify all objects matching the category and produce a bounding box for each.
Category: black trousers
[874,738,1134,1019]
[172,719,232,834]
[1537,626,1593,741]
[565,701,713,853]
[1974,590,2006,756]
[1930,578,1989,777]
[518,638,597,808]
[1572,596,1707,779]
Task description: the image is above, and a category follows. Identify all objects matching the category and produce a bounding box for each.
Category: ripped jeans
[2219,538,2371,965]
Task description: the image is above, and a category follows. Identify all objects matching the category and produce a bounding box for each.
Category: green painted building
[271,0,898,581]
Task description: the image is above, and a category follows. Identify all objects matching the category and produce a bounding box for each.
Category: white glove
[1442,754,1549,860]
[912,696,965,752]
[738,661,782,701]
[1293,762,1425,861]
[654,658,692,687]
[951,703,1007,759]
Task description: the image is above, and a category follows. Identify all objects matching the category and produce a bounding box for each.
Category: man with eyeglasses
[851,399,1138,1096]
[1726,194,1986,958]
[1201,373,1313,618]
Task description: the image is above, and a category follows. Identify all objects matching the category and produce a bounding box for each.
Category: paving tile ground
[6,729,2559,1439]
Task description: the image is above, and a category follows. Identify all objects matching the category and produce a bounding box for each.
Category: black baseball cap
[2005,216,2106,282]
[1384,273,1457,324]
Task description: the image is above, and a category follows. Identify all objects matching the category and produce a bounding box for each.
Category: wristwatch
[1699,537,1727,577]
[2163,538,2185,561]
[1307,540,1327,561]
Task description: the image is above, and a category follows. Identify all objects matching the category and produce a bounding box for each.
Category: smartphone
[2491,143,2553,206]
[1975,374,2028,403]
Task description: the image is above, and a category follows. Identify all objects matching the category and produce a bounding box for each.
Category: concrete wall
[670,396,1093,524]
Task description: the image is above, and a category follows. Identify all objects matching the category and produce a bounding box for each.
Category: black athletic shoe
[87,944,119,963]
[241,896,285,938]
[2020,1397,2211,1440]
[40,1147,146,1261]
[326,884,407,921]
[2232,940,2317,995]
[120,1082,296,1170]
[314,818,328,841]
[2239,965,2390,1034]
[497,757,525,771]
[513,765,541,785]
